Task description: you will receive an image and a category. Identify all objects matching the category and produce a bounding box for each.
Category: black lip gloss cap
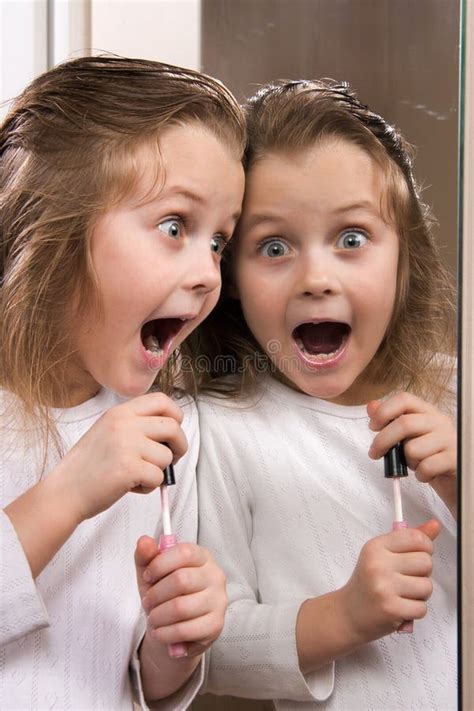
[163,462,176,486]
[384,443,408,478]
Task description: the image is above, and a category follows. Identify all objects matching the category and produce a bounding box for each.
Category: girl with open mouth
[193,79,457,710]
[0,56,245,709]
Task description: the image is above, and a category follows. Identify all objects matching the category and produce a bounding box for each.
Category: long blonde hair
[0,55,246,445]
[190,79,456,407]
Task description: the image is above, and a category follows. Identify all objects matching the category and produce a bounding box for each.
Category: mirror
[197,1,463,709]
[460,0,473,708]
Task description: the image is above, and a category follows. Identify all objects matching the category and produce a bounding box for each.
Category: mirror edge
[461,0,473,708]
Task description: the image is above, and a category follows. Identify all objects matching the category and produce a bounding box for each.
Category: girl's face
[234,139,399,405]
[71,123,244,404]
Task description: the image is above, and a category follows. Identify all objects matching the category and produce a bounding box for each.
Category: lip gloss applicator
[159,460,188,658]
[384,443,413,634]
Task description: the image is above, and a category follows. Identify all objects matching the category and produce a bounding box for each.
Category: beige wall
[90,0,201,68]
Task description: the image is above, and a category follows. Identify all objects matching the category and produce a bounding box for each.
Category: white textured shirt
[197,378,457,711]
[0,387,203,710]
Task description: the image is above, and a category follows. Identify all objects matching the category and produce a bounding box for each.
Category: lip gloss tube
[160,462,188,658]
[384,443,413,634]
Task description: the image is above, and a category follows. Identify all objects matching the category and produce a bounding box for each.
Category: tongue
[296,322,346,355]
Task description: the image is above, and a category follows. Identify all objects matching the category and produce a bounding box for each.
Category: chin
[290,374,352,402]
[108,374,157,399]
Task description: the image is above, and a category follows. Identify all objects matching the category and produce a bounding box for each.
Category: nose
[297,251,342,298]
[185,242,221,294]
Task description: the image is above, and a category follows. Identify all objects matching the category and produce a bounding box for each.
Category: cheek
[378,253,399,313]
[359,263,398,332]
[359,248,399,302]
[236,260,276,308]
[239,283,274,328]
[233,261,254,308]
[361,286,397,332]
[191,284,222,330]
[206,285,222,316]
[92,256,122,305]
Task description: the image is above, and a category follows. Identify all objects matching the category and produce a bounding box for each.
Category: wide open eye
[260,239,290,258]
[157,218,182,239]
[336,229,368,249]
[210,234,228,255]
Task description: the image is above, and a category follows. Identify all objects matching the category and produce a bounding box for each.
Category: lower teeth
[144,334,162,354]
[295,337,340,360]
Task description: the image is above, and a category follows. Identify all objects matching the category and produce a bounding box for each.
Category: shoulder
[0,388,28,446]
[443,354,457,394]
[424,353,457,416]
[197,380,268,421]
[0,386,21,417]
[173,391,199,438]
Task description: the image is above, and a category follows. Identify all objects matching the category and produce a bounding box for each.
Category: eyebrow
[175,189,242,224]
[243,213,286,230]
[155,187,206,206]
[133,187,203,211]
[174,189,242,222]
[331,200,379,214]
[243,200,379,229]
[139,187,241,222]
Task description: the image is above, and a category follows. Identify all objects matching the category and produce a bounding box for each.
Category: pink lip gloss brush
[160,461,188,658]
[384,443,413,634]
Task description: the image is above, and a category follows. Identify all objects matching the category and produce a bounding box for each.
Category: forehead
[243,140,386,216]
[117,123,244,208]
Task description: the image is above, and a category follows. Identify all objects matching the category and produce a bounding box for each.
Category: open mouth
[140,318,187,356]
[292,321,351,362]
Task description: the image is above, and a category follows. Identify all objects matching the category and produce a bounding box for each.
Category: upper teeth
[144,334,162,354]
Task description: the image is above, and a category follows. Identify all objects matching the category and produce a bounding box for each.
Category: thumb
[416,518,442,541]
[135,535,160,597]
[135,535,160,568]
[367,399,382,419]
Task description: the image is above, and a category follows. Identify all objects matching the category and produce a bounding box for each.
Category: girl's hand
[4,392,187,581]
[367,393,457,517]
[341,519,440,644]
[55,392,187,522]
[135,536,227,658]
